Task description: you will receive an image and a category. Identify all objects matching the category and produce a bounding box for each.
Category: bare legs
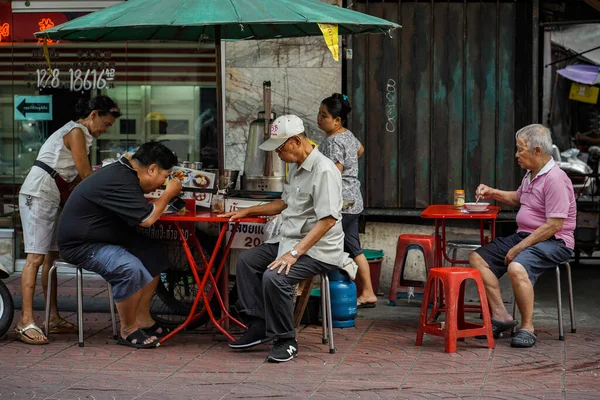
[115,276,159,344]
[18,251,63,342]
[469,252,535,333]
[354,254,377,304]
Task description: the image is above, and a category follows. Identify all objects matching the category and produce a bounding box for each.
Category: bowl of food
[170,169,190,184]
[192,172,211,188]
[464,202,490,212]
[194,192,207,202]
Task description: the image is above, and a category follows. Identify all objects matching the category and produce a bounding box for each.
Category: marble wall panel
[224,0,342,172]
[225,45,341,172]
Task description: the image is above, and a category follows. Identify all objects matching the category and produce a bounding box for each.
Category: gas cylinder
[327,269,357,328]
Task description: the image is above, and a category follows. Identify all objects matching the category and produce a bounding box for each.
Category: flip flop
[357,300,377,309]
[117,329,160,349]
[44,318,78,334]
[510,329,537,348]
[15,323,49,345]
[141,322,171,338]
[491,319,519,339]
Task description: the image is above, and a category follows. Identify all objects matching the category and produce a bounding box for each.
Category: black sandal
[141,322,171,338]
[510,329,536,348]
[117,329,160,349]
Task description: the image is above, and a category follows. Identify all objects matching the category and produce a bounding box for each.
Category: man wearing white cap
[220,115,345,363]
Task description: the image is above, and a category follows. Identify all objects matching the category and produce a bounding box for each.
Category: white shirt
[20,121,93,204]
[266,148,346,266]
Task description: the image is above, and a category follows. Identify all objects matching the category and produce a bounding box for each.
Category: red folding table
[158,209,266,343]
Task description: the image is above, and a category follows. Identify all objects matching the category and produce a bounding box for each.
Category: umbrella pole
[216,26,225,176]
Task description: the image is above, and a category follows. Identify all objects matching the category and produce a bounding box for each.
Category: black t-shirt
[57,157,154,264]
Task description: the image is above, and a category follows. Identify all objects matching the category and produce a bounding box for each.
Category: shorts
[19,194,60,254]
[475,232,573,285]
[78,240,168,302]
[342,213,364,259]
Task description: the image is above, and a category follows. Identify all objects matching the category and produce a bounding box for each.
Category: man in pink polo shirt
[469,124,576,348]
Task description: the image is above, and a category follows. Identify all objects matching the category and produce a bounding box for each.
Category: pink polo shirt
[516,159,576,249]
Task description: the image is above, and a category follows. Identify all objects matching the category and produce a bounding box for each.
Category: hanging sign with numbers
[36,68,116,91]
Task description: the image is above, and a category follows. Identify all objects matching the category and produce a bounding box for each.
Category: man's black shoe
[229,322,272,349]
[266,338,298,363]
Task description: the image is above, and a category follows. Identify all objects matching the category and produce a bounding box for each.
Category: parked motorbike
[0,264,14,338]
[555,146,596,196]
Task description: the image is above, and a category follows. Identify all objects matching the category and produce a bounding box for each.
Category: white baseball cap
[258,115,305,151]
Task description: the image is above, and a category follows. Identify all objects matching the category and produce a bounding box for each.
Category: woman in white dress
[16,96,121,344]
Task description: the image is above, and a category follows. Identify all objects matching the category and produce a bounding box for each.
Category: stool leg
[565,263,576,333]
[556,266,564,341]
[416,276,434,346]
[443,277,459,353]
[320,275,328,345]
[44,263,59,337]
[323,274,335,354]
[511,296,518,336]
[107,283,118,340]
[76,268,84,347]
[457,280,467,329]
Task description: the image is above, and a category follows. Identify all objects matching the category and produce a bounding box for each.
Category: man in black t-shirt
[57,142,182,348]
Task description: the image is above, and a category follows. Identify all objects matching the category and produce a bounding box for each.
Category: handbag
[33,160,80,207]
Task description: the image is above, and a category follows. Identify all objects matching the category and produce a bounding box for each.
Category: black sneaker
[229,322,272,349]
[266,338,298,363]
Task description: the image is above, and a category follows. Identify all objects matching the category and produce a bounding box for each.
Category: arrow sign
[14,95,53,121]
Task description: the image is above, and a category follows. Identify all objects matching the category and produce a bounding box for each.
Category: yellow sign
[318,23,339,62]
[569,82,599,104]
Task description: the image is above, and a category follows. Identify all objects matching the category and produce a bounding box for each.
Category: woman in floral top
[317,93,377,308]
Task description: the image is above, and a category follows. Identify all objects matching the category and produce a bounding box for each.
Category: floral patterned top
[318,130,364,214]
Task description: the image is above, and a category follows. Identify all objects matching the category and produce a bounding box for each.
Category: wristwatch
[290,248,300,259]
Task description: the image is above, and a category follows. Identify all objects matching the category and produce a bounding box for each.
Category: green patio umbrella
[34,0,400,170]
[34,0,400,41]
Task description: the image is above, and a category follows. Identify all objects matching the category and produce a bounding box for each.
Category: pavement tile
[0,369,90,399]
[326,366,408,384]
[141,385,239,400]
[394,389,480,399]
[483,373,562,391]
[311,381,401,399]
[564,391,600,399]
[223,379,321,399]
[183,361,262,374]
[251,362,334,382]
[402,371,485,389]
[479,390,564,399]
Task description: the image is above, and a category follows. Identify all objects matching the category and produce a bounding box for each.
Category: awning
[551,24,600,66]
[557,64,600,85]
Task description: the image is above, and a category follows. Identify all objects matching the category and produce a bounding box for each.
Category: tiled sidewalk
[1,273,599,399]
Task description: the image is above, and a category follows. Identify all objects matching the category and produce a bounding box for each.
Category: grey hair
[515,124,553,155]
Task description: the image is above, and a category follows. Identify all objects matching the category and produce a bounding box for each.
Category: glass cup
[211,193,225,214]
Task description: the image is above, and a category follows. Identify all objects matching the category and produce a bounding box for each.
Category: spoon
[475,194,481,204]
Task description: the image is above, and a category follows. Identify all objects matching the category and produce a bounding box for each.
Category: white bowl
[464,202,490,212]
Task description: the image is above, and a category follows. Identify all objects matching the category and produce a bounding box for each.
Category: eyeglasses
[275,137,293,152]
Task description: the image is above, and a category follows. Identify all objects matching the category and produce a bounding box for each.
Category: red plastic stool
[388,234,435,305]
[415,267,494,353]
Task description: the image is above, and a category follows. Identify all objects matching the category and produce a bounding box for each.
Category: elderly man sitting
[220,115,346,363]
[469,124,576,348]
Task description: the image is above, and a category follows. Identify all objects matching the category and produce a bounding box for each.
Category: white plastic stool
[44,260,118,347]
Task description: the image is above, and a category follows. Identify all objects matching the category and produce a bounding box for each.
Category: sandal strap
[125,329,153,344]
[16,323,45,337]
